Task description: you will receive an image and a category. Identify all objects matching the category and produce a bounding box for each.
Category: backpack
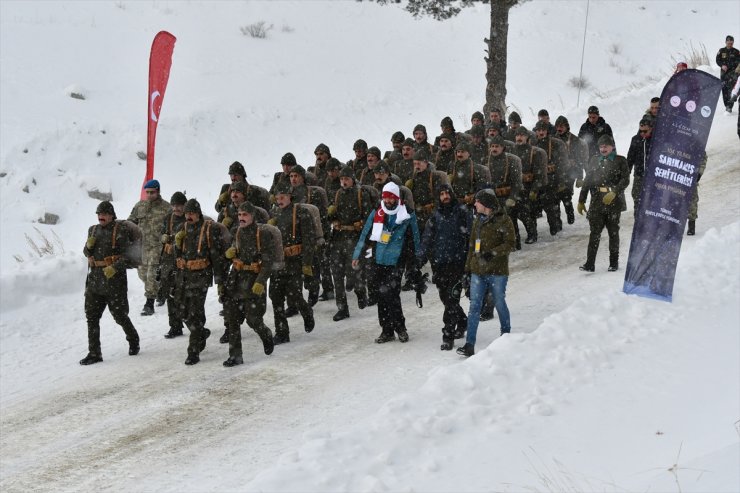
[297,203,325,246]
[119,220,143,268]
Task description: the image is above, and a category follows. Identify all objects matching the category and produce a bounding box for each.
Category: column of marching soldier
[82,101,670,366]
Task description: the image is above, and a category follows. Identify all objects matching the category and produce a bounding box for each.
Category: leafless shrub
[608,43,622,55]
[13,254,24,263]
[671,41,710,71]
[23,227,65,259]
[241,21,273,39]
[281,24,295,33]
[568,75,590,89]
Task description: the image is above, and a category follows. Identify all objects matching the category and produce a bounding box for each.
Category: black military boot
[223,355,243,367]
[375,332,396,344]
[259,327,275,355]
[319,290,335,301]
[273,332,290,345]
[164,327,183,339]
[79,353,103,365]
[140,298,155,316]
[307,289,319,307]
[219,330,229,344]
[184,352,199,365]
[565,202,575,224]
[456,343,475,357]
[440,335,454,351]
[332,307,350,322]
[524,233,538,244]
[357,294,368,310]
[687,220,696,236]
[579,263,595,272]
[128,340,140,356]
[284,305,298,318]
[304,309,315,333]
[199,328,211,352]
[397,329,409,343]
[155,296,166,307]
[453,320,467,339]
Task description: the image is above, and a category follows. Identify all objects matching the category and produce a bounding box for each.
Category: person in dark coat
[577,135,630,272]
[458,189,516,357]
[417,184,471,350]
[626,117,654,218]
[160,191,187,339]
[716,35,739,113]
[578,106,614,161]
[81,201,140,365]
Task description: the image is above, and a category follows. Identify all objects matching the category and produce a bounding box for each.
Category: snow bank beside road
[244,222,740,492]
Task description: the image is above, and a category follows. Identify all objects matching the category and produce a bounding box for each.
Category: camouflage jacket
[128,197,171,265]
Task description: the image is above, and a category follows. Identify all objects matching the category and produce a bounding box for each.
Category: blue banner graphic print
[623,69,722,302]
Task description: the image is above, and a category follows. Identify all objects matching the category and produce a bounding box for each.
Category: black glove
[414,272,428,308]
[462,273,471,299]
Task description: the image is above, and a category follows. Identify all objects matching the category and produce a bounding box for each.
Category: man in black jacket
[626,117,654,217]
[578,106,614,161]
[717,35,740,113]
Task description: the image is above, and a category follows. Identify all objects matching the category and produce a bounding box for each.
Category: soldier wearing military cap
[532,109,556,136]
[384,131,405,167]
[324,157,343,205]
[534,120,568,236]
[393,138,416,184]
[554,116,589,225]
[271,152,298,201]
[160,191,188,339]
[511,126,548,244]
[348,139,369,176]
[128,178,171,316]
[215,161,270,216]
[221,201,277,366]
[268,182,316,343]
[433,133,457,174]
[448,142,490,209]
[405,149,448,236]
[308,143,332,185]
[327,166,376,321]
[358,147,382,187]
[173,199,230,365]
[81,201,140,365]
[412,124,437,156]
[577,135,629,272]
[487,135,523,249]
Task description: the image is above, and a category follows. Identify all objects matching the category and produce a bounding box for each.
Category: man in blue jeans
[458,189,516,357]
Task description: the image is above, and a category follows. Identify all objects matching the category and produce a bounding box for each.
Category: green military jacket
[487,152,523,202]
[159,211,186,278]
[226,222,279,299]
[271,203,315,269]
[512,143,548,192]
[174,218,229,289]
[556,131,589,181]
[128,197,171,265]
[433,149,455,174]
[579,152,630,213]
[84,220,136,295]
[536,136,568,190]
[448,158,489,206]
[329,185,375,241]
[464,211,516,276]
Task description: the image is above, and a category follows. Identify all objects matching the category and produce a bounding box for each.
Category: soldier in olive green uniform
[347,139,369,176]
[128,179,171,315]
[270,153,298,201]
[433,133,457,174]
[160,191,187,339]
[487,135,523,249]
[215,161,270,214]
[511,127,548,244]
[406,150,448,235]
[384,131,405,168]
[173,199,230,365]
[577,135,630,272]
[534,121,568,236]
[218,181,270,236]
[327,166,375,321]
[290,164,332,304]
[468,125,488,166]
[358,147,382,187]
[221,202,278,367]
[687,152,707,236]
[554,115,589,225]
[81,201,140,365]
[324,158,343,202]
[448,142,490,208]
[393,139,416,184]
[268,182,316,344]
[308,143,332,185]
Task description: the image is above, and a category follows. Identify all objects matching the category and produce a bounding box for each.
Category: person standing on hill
[81,201,140,365]
[716,35,739,113]
[578,106,614,162]
[128,179,171,316]
[577,135,629,273]
[458,189,516,358]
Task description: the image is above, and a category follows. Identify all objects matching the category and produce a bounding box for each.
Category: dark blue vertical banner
[623,69,722,302]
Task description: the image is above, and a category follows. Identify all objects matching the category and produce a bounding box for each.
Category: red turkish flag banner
[141,31,176,199]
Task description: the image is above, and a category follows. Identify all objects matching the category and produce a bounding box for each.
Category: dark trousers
[330,237,366,310]
[540,184,563,234]
[160,267,183,330]
[224,286,270,358]
[557,181,575,220]
[433,263,467,341]
[519,190,538,240]
[84,289,138,356]
[374,264,405,336]
[181,286,208,355]
[586,208,621,267]
[310,244,334,296]
[270,261,313,337]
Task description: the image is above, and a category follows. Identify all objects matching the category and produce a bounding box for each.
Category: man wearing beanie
[327,166,375,321]
[128,178,171,316]
[577,134,629,273]
[352,182,421,344]
[173,199,230,365]
[80,201,141,365]
[458,189,516,357]
[159,191,188,339]
[578,106,614,161]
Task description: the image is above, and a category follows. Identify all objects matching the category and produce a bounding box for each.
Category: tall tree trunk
[484,0,516,116]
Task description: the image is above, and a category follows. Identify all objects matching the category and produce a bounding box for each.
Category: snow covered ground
[1,1,738,492]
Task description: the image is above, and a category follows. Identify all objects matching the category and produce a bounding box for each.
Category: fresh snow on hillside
[1,1,738,492]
